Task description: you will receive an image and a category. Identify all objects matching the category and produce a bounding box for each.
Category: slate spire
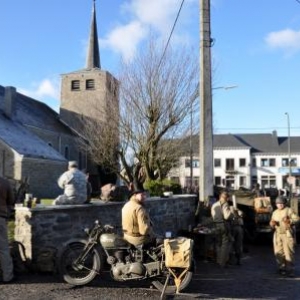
[86,0,101,69]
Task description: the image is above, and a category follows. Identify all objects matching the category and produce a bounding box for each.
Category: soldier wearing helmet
[269,196,299,277]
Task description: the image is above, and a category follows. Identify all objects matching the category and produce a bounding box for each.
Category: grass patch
[40,199,54,206]
[8,220,15,242]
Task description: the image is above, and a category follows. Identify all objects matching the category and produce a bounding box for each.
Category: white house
[168,131,300,193]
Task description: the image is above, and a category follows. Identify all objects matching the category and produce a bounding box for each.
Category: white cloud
[19,78,60,111]
[20,78,59,99]
[265,28,300,55]
[100,21,147,62]
[123,0,180,34]
[100,0,197,61]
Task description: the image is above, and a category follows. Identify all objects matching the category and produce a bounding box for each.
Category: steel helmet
[275,196,286,205]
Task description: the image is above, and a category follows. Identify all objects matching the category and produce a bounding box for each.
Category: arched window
[64,146,69,159]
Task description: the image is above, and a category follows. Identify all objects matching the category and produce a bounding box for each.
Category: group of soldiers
[211,189,299,277]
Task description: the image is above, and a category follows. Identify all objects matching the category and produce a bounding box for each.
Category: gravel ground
[1,238,300,300]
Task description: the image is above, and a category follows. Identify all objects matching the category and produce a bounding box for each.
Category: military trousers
[273,231,295,272]
[214,223,232,267]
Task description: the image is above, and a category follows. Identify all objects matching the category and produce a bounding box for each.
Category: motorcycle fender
[56,238,97,265]
[60,238,89,248]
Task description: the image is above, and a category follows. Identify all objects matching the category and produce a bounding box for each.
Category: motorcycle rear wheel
[152,268,193,294]
[58,242,102,285]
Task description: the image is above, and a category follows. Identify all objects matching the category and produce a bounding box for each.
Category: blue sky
[1,0,300,136]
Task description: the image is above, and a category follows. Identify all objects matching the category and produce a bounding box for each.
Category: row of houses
[168,132,300,193]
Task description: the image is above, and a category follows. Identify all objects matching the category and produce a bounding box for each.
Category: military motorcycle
[57,220,194,294]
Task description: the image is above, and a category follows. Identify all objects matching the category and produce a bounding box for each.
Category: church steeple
[86,0,101,69]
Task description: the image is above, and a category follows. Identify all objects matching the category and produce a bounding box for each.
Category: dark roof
[0,112,65,160]
[0,85,76,160]
[186,132,300,155]
[15,92,74,134]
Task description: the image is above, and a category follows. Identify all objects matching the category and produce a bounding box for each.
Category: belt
[123,231,142,237]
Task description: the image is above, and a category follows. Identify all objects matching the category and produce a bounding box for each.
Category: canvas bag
[254,197,273,213]
[164,237,193,268]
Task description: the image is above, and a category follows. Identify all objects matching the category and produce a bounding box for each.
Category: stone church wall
[21,158,67,199]
[14,195,197,272]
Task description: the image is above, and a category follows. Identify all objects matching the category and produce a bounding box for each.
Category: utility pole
[199,0,213,202]
[189,108,194,191]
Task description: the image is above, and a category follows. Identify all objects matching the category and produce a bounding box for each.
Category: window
[185,159,199,168]
[252,158,257,167]
[185,176,199,188]
[226,159,235,171]
[192,159,199,168]
[282,158,289,167]
[64,146,69,159]
[291,158,297,167]
[269,158,276,167]
[261,175,276,188]
[282,157,297,167]
[214,158,221,167]
[239,176,246,187]
[225,175,235,188]
[71,80,80,91]
[239,158,246,167]
[261,158,269,167]
[86,79,95,90]
[261,158,276,167]
[215,176,222,186]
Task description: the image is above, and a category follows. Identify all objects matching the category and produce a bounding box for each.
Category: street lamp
[285,112,292,200]
[213,85,238,90]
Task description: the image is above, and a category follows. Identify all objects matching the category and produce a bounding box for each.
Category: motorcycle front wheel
[152,267,193,294]
[58,241,102,285]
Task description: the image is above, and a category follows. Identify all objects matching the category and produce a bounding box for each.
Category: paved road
[1,239,300,300]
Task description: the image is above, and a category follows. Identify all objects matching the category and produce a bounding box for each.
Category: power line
[157,0,185,71]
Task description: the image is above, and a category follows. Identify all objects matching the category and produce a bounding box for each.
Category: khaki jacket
[211,200,234,223]
[271,207,299,234]
[0,177,15,218]
[122,196,154,246]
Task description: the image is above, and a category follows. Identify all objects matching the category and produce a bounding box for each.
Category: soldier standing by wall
[270,196,299,277]
[0,176,15,283]
[211,190,235,267]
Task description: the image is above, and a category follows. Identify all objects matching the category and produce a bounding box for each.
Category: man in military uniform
[211,190,235,267]
[53,161,87,205]
[122,190,155,246]
[270,196,299,277]
[229,205,244,265]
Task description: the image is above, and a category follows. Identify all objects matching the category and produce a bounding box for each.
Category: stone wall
[14,195,197,272]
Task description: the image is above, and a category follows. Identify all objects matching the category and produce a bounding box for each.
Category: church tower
[59,0,119,133]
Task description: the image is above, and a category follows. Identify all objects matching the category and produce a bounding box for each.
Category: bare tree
[80,37,199,189]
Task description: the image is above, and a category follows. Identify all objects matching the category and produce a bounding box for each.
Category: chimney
[4,86,17,119]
